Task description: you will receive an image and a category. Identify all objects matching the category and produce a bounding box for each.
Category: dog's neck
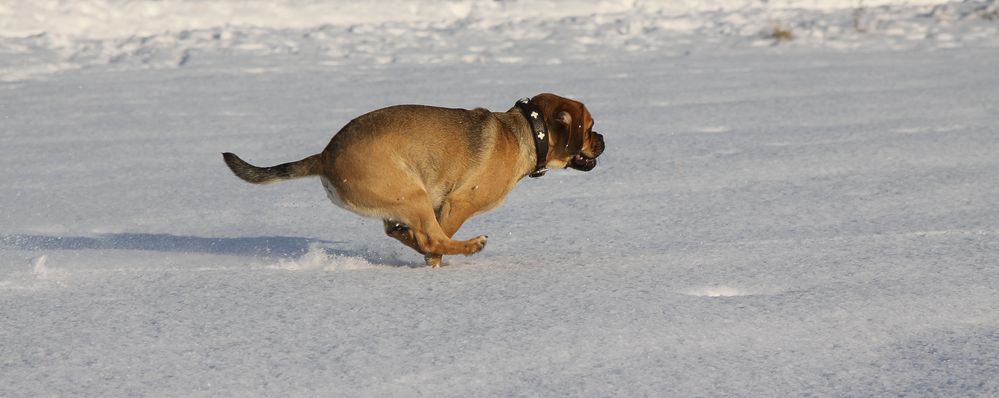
[496,109,546,180]
[513,98,549,178]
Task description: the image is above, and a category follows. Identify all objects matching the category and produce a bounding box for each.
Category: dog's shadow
[0,233,413,267]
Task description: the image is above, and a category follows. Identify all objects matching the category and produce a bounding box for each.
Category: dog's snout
[591,131,605,157]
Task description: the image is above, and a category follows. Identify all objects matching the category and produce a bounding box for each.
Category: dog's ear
[556,106,585,154]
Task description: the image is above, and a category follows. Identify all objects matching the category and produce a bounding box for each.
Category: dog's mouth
[569,154,597,171]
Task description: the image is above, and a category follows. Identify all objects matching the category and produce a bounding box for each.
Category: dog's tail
[222,152,322,184]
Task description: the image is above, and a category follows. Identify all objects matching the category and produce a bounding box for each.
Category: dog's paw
[465,235,488,255]
[425,254,443,268]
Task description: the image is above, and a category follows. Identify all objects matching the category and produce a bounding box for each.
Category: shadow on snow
[0,232,398,261]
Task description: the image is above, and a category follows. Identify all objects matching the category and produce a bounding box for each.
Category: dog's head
[531,93,605,172]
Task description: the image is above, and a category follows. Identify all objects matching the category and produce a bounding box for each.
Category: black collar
[514,97,548,178]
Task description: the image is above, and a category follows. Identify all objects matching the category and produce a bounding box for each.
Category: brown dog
[223,93,605,267]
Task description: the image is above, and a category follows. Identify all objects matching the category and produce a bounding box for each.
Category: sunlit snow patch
[682,285,751,297]
[694,126,732,133]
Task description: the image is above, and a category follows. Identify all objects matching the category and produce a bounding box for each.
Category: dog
[222,93,605,267]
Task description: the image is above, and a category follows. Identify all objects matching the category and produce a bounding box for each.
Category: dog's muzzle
[568,131,604,172]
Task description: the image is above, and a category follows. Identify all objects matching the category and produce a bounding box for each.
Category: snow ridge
[1,0,997,82]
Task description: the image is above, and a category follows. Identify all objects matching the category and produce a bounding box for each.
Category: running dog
[223,93,605,267]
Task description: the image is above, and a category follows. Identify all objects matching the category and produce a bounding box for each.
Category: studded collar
[514,97,549,178]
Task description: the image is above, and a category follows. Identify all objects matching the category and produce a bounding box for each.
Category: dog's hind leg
[384,192,487,267]
[424,198,480,267]
[383,219,423,254]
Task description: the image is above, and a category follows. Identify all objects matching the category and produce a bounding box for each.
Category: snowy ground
[3,1,999,396]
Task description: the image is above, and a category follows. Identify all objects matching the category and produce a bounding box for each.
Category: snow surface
[3,0,999,81]
[3,0,999,396]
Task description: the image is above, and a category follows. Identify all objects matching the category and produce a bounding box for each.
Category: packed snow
[2,0,999,396]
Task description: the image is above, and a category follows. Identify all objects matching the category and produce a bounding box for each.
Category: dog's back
[322,105,498,190]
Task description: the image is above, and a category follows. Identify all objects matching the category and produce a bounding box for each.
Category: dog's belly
[319,176,348,210]
[320,176,387,219]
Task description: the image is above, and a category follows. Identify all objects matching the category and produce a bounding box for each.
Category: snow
[3,0,999,81]
[3,0,999,396]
